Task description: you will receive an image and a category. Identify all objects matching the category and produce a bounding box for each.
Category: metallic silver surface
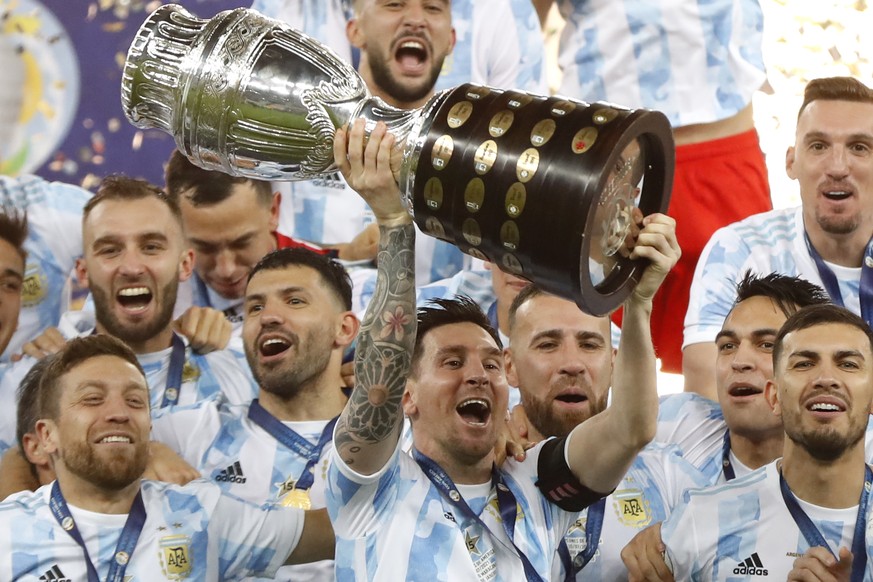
[121,3,426,192]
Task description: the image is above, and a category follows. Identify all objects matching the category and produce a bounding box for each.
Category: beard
[365,42,445,105]
[62,437,149,490]
[816,211,860,235]
[246,324,335,399]
[92,279,178,347]
[521,388,608,439]
[784,409,866,461]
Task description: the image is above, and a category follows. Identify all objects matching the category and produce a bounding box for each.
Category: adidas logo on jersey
[39,565,71,581]
[215,461,247,483]
[734,552,768,576]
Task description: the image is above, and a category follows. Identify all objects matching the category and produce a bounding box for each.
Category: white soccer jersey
[662,461,873,581]
[684,207,860,350]
[152,398,336,581]
[555,0,766,127]
[434,0,547,93]
[559,442,709,581]
[0,479,303,581]
[655,393,728,482]
[0,174,92,361]
[57,310,256,409]
[326,440,581,582]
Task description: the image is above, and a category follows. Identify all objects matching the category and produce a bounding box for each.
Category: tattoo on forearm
[336,223,416,462]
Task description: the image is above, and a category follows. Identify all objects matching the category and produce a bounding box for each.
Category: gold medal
[281,488,312,510]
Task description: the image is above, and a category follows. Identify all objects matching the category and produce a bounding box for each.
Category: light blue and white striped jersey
[684,207,858,349]
[561,442,710,581]
[326,440,581,581]
[434,0,547,93]
[151,398,335,581]
[662,461,873,580]
[0,479,303,581]
[63,310,255,409]
[0,174,91,361]
[555,0,766,127]
[655,393,727,481]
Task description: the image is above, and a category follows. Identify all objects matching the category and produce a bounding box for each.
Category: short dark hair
[507,283,541,332]
[0,206,28,264]
[38,335,146,421]
[773,304,873,368]
[84,174,182,226]
[411,296,501,376]
[164,149,272,207]
[798,77,873,120]
[733,271,830,318]
[15,354,55,452]
[248,247,353,310]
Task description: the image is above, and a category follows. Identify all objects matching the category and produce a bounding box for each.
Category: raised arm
[332,120,417,475]
[566,213,680,492]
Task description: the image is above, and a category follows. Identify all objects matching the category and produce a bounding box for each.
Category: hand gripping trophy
[121,4,674,315]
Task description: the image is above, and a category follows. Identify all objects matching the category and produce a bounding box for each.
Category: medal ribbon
[159,333,188,408]
[803,232,873,325]
[247,399,337,490]
[412,448,545,582]
[722,432,737,482]
[49,481,147,582]
[779,464,872,582]
[555,497,606,580]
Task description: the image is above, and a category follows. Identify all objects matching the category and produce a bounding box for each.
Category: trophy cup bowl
[121,4,674,316]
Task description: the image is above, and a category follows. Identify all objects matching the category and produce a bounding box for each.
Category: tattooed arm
[332,119,417,475]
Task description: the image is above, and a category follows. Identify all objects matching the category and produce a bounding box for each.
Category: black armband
[535,437,611,512]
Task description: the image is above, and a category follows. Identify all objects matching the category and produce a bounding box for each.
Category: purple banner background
[1,0,242,190]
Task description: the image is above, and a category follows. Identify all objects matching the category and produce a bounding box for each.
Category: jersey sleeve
[683,224,753,348]
[211,490,305,579]
[325,441,403,538]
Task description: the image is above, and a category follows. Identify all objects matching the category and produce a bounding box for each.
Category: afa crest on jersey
[159,534,192,579]
[612,488,652,527]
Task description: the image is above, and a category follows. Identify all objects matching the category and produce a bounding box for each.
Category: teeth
[264,339,285,346]
[101,435,131,443]
[810,403,840,412]
[400,41,425,50]
[118,287,149,297]
[461,398,489,409]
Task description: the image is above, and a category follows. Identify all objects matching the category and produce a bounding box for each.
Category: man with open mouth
[0,175,257,418]
[685,76,873,402]
[505,284,709,581]
[150,245,360,580]
[0,334,335,580]
[269,0,470,287]
[627,305,873,581]
[325,117,680,581]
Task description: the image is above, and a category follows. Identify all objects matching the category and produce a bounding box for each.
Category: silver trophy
[122,4,674,315]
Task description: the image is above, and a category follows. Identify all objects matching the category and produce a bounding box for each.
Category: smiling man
[684,76,873,400]
[149,247,358,580]
[0,176,257,414]
[0,334,333,580]
[636,305,873,580]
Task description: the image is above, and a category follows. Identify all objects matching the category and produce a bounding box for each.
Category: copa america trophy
[121,4,674,315]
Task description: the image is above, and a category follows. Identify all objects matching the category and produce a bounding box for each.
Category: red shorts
[613,128,772,373]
